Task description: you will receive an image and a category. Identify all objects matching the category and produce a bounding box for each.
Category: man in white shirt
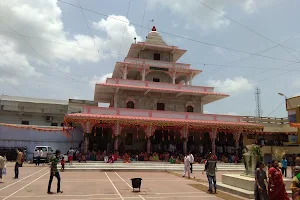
[35,149,43,166]
[182,153,191,178]
[189,152,194,173]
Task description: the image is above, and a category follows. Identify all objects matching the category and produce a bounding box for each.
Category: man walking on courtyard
[0,153,6,179]
[189,152,194,173]
[48,149,63,194]
[14,148,23,179]
[35,148,43,166]
[182,153,191,178]
[203,154,217,194]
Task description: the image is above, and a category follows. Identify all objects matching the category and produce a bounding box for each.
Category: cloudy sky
[0,0,299,117]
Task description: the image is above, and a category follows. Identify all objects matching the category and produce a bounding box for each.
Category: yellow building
[286,95,300,143]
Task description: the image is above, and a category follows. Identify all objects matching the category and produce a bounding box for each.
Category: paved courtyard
[0,164,226,200]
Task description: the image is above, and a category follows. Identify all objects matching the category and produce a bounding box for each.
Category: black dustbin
[131,178,142,192]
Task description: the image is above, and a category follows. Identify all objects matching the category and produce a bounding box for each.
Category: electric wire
[0,20,89,84]
[117,0,132,57]
[140,0,148,36]
[198,31,300,77]
[195,0,300,57]
[0,74,25,96]
[267,101,285,117]
[56,0,297,63]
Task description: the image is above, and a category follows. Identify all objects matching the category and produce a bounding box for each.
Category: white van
[33,146,54,163]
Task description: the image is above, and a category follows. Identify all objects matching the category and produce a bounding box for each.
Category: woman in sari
[254,162,268,200]
[291,166,300,200]
[268,160,289,200]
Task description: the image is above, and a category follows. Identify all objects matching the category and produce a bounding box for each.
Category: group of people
[255,158,300,200]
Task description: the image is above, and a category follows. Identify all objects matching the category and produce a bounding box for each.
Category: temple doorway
[151,130,182,154]
[188,131,211,156]
[119,128,146,154]
[89,127,113,152]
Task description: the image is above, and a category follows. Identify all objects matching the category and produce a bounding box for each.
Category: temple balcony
[82,106,243,123]
[105,78,214,92]
[94,78,228,105]
[124,57,191,69]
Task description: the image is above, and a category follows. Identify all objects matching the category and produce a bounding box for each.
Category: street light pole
[278,93,287,110]
[278,93,293,110]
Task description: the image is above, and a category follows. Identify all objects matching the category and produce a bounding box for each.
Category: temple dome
[145,26,168,46]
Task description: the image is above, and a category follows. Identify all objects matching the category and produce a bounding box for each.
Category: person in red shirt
[61,157,65,172]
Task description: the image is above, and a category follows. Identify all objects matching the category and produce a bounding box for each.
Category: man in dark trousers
[189,152,194,173]
[14,148,23,179]
[203,154,217,194]
[47,149,63,194]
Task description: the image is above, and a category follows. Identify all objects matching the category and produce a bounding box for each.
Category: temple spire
[146,26,167,46]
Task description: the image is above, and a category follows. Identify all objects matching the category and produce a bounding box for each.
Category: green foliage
[248,145,263,167]
[273,148,288,161]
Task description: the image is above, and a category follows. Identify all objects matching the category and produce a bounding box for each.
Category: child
[61,157,65,172]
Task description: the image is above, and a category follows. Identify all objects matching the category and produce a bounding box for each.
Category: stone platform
[219,174,292,199]
[63,161,246,172]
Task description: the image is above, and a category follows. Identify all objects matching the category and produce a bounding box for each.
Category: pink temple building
[64,26,262,155]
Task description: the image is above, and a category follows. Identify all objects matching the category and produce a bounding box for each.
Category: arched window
[186,105,194,112]
[126,101,135,109]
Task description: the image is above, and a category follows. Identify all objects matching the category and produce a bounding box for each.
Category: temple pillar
[181,126,189,154]
[147,138,151,154]
[183,139,187,154]
[210,128,217,155]
[83,134,89,153]
[172,71,176,84]
[146,125,155,154]
[113,94,118,108]
[189,73,193,85]
[142,67,146,81]
[123,65,128,79]
[114,137,119,151]
[234,131,242,152]
[112,122,122,151]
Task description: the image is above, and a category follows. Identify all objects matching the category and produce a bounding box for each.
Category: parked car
[33,146,54,164]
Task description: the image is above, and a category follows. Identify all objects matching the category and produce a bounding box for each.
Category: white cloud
[213,47,224,55]
[89,73,112,88]
[293,79,300,88]
[243,0,257,14]
[204,110,239,115]
[148,0,230,30]
[92,15,142,56]
[242,0,278,14]
[171,21,178,28]
[0,35,41,85]
[227,112,239,115]
[207,77,254,95]
[0,1,141,83]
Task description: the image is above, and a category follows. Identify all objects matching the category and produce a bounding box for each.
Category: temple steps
[62,162,245,171]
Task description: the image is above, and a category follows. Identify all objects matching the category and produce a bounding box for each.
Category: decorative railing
[124,57,191,69]
[242,116,289,124]
[105,78,214,93]
[83,106,243,123]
